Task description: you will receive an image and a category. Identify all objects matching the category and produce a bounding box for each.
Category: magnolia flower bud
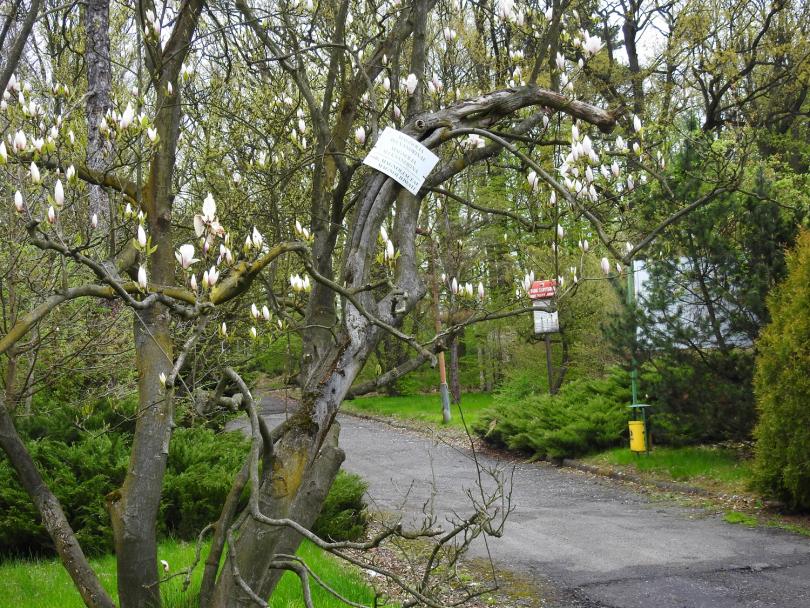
[380,226,388,242]
[160,560,169,573]
[30,161,40,184]
[91,213,98,229]
[202,192,216,222]
[557,224,564,239]
[190,274,198,291]
[633,114,642,133]
[159,372,167,387]
[250,326,258,339]
[385,239,395,261]
[262,305,270,321]
[119,102,135,129]
[220,322,228,337]
[14,190,23,213]
[354,126,366,145]
[601,257,611,275]
[477,282,485,299]
[137,224,147,248]
[251,227,263,249]
[47,205,56,224]
[451,277,458,294]
[405,73,418,95]
[251,303,259,319]
[0,141,6,163]
[138,265,148,290]
[13,130,26,152]
[147,127,158,143]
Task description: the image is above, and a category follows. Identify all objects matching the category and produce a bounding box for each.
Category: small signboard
[533,309,559,334]
[529,279,557,300]
[362,127,440,195]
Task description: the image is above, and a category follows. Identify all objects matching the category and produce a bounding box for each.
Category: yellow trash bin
[629,420,647,452]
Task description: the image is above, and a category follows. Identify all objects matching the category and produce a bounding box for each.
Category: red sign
[529,279,557,300]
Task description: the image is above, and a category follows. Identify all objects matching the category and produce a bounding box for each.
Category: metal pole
[544,333,554,395]
[626,261,639,408]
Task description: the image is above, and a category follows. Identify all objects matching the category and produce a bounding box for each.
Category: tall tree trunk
[83,0,114,239]
[0,398,115,608]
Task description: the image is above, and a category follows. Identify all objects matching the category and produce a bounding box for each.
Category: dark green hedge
[475,368,631,459]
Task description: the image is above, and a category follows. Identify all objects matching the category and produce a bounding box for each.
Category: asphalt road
[237,397,810,608]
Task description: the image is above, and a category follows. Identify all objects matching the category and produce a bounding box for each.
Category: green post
[626,261,638,406]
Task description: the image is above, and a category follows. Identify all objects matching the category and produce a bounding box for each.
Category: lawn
[343,392,494,429]
[585,445,753,493]
[0,539,380,608]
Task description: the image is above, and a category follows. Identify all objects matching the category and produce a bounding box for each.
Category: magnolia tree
[0,1,748,607]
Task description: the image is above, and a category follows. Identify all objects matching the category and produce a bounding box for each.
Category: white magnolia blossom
[138,265,148,290]
[582,32,603,56]
[633,114,642,132]
[555,53,565,71]
[527,171,539,192]
[175,244,198,269]
[262,305,271,321]
[66,165,76,181]
[147,127,158,143]
[251,227,264,249]
[202,193,216,222]
[251,302,259,319]
[13,130,26,152]
[0,141,7,163]
[190,274,198,291]
[29,161,40,184]
[119,103,135,129]
[384,239,395,261]
[557,224,565,239]
[601,257,611,275]
[354,126,366,145]
[91,213,98,229]
[477,282,485,299]
[405,73,418,95]
[14,190,23,212]
[380,225,388,242]
[47,205,56,224]
[137,224,147,248]
[53,179,65,207]
[159,372,167,387]
[451,277,459,294]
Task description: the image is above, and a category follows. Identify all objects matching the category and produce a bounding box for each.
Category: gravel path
[230,395,810,607]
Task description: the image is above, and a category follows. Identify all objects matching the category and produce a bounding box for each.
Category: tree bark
[83,0,114,237]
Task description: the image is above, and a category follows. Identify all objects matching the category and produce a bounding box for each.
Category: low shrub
[1,420,369,557]
[312,471,368,542]
[475,368,630,459]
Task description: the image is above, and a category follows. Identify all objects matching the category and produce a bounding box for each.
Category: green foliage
[160,428,250,539]
[639,351,757,445]
[753,230,810,511]
[312,471,368,542]
[0,433,129,557]
[475,368,631,459]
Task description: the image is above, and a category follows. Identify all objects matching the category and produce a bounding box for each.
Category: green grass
[343,392,494,429]
[724,511,758,527]
[586,446,753,493]
[0,539,380,608]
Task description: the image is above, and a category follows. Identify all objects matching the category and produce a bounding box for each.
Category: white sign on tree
[362,127,440,195]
